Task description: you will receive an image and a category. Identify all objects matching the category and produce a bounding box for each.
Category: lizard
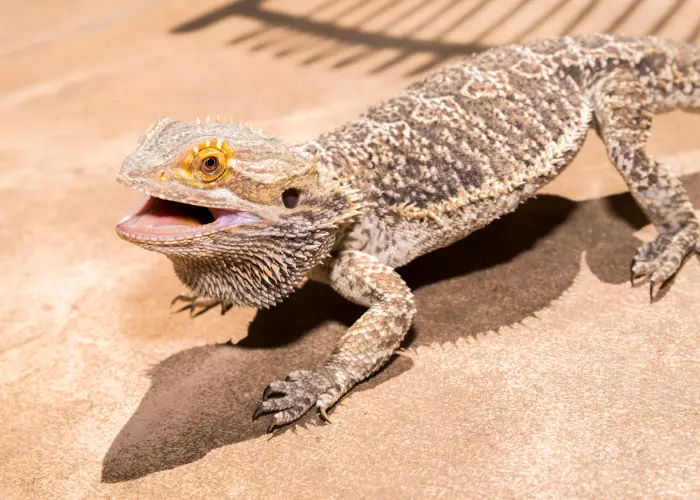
[116,35,700,432]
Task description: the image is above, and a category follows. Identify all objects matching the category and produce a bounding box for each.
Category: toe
[252,402,266,421]
[267,405,313,432]
[632,227,696,294]
[634,240,661,264]
[192,302,218,318]
[650,262,677,287]
[252,392,300,420]
[262,380,287,399]
[174,303,195,315]
[649,280,664,300]
[647,244,690,289]
[170,294,193,306]
[630,260,656,285]
[254,379,318,429]
[318,405,332,423]
[255,370,335,431]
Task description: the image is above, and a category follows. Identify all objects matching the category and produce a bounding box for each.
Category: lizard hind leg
[593,72,700,298]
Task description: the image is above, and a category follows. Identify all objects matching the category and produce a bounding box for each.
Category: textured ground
[2,0,700,498]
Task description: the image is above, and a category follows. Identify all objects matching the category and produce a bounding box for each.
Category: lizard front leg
[252,251,416,432]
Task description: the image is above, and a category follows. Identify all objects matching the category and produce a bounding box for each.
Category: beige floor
[2,1,700,498]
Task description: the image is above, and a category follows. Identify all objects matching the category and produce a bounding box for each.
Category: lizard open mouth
[116,195,261,241]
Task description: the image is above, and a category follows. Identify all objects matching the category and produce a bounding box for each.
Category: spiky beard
[153,225,337,308]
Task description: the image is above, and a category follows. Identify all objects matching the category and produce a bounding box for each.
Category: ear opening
[282,188,301,208]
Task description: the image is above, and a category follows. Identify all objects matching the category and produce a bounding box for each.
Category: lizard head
[116,117,362,308]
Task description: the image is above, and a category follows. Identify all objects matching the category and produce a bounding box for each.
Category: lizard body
[117,35,700,431]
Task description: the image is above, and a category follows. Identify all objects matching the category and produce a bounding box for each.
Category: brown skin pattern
[117,35,700,431]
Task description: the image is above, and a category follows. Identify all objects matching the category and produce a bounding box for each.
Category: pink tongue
[209,208,261,225]
[130,212,202,229]
[208,208,235,219]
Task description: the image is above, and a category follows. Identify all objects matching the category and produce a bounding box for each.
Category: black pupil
[282,188,300,208]
[203,157,219,172]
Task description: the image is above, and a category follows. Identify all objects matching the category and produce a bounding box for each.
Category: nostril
[156,169,171,182]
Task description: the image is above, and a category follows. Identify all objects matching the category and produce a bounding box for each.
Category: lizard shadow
[102,172,700,482]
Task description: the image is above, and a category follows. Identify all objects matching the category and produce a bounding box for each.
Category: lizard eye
[176,139,233,184]
[282,188,300,208]
[201,156,220,175]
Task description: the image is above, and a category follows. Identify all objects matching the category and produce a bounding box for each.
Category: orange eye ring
[191,147,228,182]
[176,139,235,184]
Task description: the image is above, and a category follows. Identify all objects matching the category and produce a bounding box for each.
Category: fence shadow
[172,0,700,77]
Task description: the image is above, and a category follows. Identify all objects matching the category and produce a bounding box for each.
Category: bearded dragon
[116,35,700,432]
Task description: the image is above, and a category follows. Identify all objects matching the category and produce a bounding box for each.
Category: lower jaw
[115,225,220,243]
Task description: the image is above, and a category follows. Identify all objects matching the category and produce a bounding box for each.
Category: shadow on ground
[101,173,700,482]
[171,0,488,75]
[171,0,700,76]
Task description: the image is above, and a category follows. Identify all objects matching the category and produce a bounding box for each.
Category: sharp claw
[267,419,277,433]
[171,294,192,306]
[318,406,331,424]
[174,304,193,315]
[650,280,662,300]
[252,403,265,422]
[630,270,646,286]
[221,303,233,315]
[192,303,217,318]
[262,385,273,400]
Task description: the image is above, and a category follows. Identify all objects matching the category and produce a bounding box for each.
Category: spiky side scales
[310,35,700,267]
[118,35,700,431]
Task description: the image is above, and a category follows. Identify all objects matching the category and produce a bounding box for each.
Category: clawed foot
[252,369,341,433]
[630,224,697,298]
[171,294,233,317]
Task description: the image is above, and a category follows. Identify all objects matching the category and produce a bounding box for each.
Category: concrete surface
[2,0,700,498]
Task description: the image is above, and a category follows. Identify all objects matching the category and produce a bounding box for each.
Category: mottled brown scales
[116,35,700,431]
